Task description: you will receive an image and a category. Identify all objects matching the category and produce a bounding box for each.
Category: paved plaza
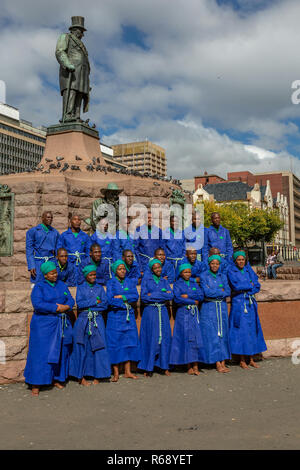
[0,357,299,450]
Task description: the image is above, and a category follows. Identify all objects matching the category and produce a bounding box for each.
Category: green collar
[45,280,55,287]
[153,274,160,284]
[183,279,190,286]
[86,281,95,287]
[209,270,217,278]
[41,223,49,233]
[116,277,124,284]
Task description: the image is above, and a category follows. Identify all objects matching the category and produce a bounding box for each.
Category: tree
[198,201,283,247]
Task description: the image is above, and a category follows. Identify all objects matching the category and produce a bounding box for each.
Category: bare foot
[144,372,152,378]
[164,370,171,376]
[111,375,119,382]
[193,369,201,376]
[187,367,194,375]
[53,381,65,389]
[31,386,39,396]
[124,373,138,379]
[222,366,231,373]
[240,361,249,370]
[93,379,100,384]
[249,359,260,368]
[79,378,92,386]
[216,362,225,373]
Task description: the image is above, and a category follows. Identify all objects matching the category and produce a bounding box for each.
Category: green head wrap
[149,258,162,270]
[233,251,246,261]
[208,255,221,264]
[40,261,56,276]
[111,259,126,274]
[178,263,192,274]
[82,264,97,278]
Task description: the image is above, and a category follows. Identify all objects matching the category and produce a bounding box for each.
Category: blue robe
[169,278,204,365]
[202,225,233,262]
[106,277,140,364]
[162,228,185,269]
[124,262,141,284]
[202,258,230,276]
[111,230,138,262]
[57,229,90,281]
[176,257,206,280]
[89,231,114,275]
[227,265,267,356]
[143,260,175,284]
[199,270,231,364]
[69,282,111,379]
[24,280,75,385]
[184,224,206,261]
[138,276,173,372]
[78,256,110,286]
[26,224,60,282]
[134,224,164,272]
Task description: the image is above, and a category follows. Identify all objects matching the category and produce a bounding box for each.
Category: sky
[1,0,300,179]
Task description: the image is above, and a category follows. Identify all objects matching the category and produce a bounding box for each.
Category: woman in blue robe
[138,259,173,376]
[106,260,141,382]
[24,261,75,396]
[69,264,111,385]
[199,255,231,373]
[169,264,204,375]
[227,251,267,369]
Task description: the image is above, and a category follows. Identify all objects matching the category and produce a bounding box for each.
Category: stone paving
[0,357,299,450]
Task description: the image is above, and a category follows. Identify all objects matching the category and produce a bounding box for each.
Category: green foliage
[199,201,284,246]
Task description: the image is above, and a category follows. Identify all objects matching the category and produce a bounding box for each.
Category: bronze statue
[55,16,90,123]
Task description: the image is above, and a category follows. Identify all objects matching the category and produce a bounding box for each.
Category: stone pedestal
[42,122,105,168]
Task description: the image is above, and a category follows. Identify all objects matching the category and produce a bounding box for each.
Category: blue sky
[1,0,300,178]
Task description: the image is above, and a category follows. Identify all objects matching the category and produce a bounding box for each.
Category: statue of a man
[55,16,90,123]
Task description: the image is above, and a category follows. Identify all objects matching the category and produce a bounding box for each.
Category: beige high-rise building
[111,141,167,177]
[0,103,46,175]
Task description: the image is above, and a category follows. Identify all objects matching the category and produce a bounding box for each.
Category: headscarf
[233,250,246,260]
[208,255,221,264]
[148,258,162,271]
[40,261,56,276]
[111,259,126,274]
[178,263,192,274]
[82,264,97,278]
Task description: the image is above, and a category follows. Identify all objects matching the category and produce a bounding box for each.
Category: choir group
[24,209,267,396]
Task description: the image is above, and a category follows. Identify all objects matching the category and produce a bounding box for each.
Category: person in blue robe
[134,211,163,274]
[122,250,141,284]
[111,216,139,264]
[36,248,76,286]
[69,265,111,386]
[57,215,90,282]
[143,248,175,284]
[26,211,60,283]
[138,258,173,376]
[89,218,114,276]
[162,215,185,269]
[176,246,206,281]
[184,211,206,261]
[169,263,204,375]
[227,251,267,369]
[199,255,231,373]
[24,261,75,396]
[78,243,110,285]
[202,247,230,275]
[202,212,233,262]
[106,260,141,382]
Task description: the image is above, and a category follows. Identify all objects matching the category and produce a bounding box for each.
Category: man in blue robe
[143,247,175,284]
[122,249,141,284]
[202,212,233,262]
[184,210,206,261]
[112,216,138,263]
[162,215,185,269]
[57,215,90,282]
[176,246,206,282]
[134,210,163,274]
[26,211,60,283]
[89,218,114,274]
[78,243,110,285]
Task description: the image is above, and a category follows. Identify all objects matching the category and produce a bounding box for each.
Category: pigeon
[92,157,97,165]
[49,164,57,169]
[56,162,61,169]
[71,165,80,170]
[60,163,69,172]
[45,158,53,162]
[75,155,82,161]
[85,119,90,124]
[86,164,94,172]
[97,157,100,163]
[43,170,50,174]
[56,156,64,161]
[92,124,96,129]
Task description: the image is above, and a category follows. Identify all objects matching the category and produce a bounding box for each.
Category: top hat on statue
[69,16,87,31]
